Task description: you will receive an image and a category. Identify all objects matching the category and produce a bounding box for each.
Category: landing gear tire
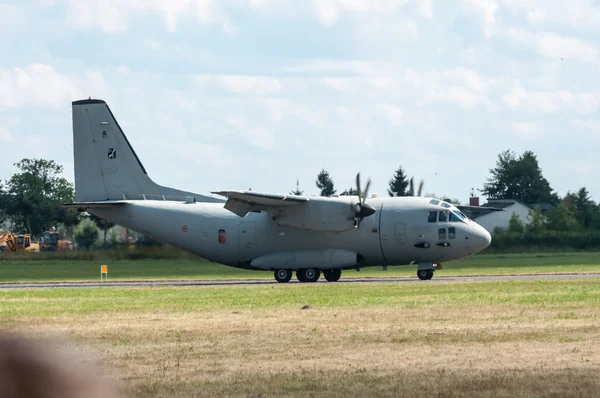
[296,269,307,282]
[417,269,434,281]
[274,269,292,283]
[324,269,342,282]
[303,268,320,283]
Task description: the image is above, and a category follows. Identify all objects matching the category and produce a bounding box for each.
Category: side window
[438,210,448,222]
[428,211,437,222]
[25,237,30,247]
[218,229,226,244]
[438,228,447,240]
[448,227,456,239]
[449,212,460,222]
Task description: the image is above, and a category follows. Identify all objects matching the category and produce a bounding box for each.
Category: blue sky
[1,0,599,203]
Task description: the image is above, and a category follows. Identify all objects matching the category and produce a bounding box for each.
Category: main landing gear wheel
[274,269,292,283]
[296,269,307,282]
[417,270,434,281]
[297,268,320,283]
[324,269,342,282]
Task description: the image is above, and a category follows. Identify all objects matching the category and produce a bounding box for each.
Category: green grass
[0,278,598,318]
[0,251,599,282]
[2,279,599,397]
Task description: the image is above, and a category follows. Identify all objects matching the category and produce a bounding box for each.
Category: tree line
[1,149,599,251]
[0,159,116,250]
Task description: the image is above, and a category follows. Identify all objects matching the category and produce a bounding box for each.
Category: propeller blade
[417,180,424,197]
[363,178,371,203]
[409,177,414,196]
[356,173,362,204]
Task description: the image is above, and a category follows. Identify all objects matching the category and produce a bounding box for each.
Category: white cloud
[502,0,600,29]
[503,84,600,114]
[0,127,12,142]
[246,126,275,150]
[506,28,599,63]
[0,64,86,108]
[219,75,281,95]
[417,0,433,18]
[196,74,282,95]
[64,0,217,33]
[227,116,275,149]
[404,67,496,110]
[513,122,542,139]
[0,4,28,31]
[570,160,592,174]
[461,0,498,37]
[380,103,404,125]
[312,0,428,26]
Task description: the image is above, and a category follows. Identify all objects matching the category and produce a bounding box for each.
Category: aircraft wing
[457,204,506,215]
[211,190,308,217]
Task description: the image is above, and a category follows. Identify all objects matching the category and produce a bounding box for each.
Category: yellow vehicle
[0,232,40,253]
[40,230,73,252]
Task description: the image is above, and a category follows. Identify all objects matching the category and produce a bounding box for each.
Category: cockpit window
[429,199,440,205]
[449,212,461,222]
[451,210,467,221]
[428,211,437,223]
[441,202,452,209]
[438,210,448,222]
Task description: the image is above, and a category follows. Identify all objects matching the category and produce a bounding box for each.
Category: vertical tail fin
[72,99,220,203]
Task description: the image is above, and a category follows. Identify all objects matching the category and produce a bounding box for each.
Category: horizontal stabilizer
[61,201,128,210]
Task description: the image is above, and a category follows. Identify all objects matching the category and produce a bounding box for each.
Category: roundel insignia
[182,226,188,232]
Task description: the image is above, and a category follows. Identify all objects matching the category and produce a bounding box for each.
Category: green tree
[482,150,557,205]
[2,159,79,236]
[316,169,336,197]
[527,206,544,234]
[565,187,595,229]
[0,181,7,227]
[340,187,358,196]
[388,166,409,197]
[74,218,99,250]
[508,211,524,233]
[289,179,304,196]
[545,201,579,231]
[89,214,115,248]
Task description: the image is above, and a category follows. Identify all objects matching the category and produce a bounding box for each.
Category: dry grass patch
[1,280,599,397]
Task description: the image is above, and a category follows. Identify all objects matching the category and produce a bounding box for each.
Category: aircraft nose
[471,224,491,253]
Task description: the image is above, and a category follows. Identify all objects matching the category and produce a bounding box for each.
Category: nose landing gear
[417,269,434,280]
[416,261,439,280]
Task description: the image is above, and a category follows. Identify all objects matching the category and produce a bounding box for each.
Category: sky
[1,0,599,203]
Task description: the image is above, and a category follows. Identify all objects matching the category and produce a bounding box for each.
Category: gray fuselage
[91,196,491,270]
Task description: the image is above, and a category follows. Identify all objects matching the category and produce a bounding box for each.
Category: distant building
[464,197,554,234]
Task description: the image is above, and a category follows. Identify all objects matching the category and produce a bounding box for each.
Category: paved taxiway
[0,273,598,289]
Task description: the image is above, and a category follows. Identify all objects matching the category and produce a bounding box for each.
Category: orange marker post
[101,265,108,281]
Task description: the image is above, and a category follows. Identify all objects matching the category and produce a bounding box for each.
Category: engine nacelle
[269,197,356,232]
[250,249,360,270]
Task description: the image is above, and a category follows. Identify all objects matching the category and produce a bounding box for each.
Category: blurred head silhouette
[0,332,119,398]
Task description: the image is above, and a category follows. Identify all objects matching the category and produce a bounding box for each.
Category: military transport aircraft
[63,99,493,283]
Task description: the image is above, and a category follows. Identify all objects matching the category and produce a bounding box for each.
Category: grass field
[0,252,599,282]
[1,278,599,397]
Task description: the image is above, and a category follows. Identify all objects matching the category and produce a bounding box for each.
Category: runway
[0,273,598,289]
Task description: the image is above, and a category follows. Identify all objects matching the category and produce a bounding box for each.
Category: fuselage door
[379,203,411,266]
